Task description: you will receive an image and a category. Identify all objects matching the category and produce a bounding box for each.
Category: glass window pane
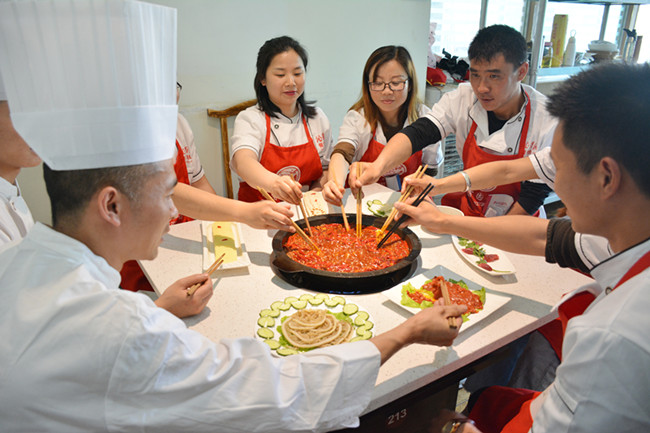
[635,5,650,63]
[543,3,623,60]
[430,0,482,58]
[485,0,525,30]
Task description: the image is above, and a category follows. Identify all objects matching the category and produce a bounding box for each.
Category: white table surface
[139,185,592,414]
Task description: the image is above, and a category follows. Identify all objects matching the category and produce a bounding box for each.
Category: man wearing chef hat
[0,70,42,246]
[0,1,466,431]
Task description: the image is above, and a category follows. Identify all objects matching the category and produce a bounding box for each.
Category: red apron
[442,93,531,217]
[470,249,650,432]
[119,140,193,292]
[238,114,323,202]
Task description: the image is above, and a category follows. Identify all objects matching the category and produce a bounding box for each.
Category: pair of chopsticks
[379,164,428,234]
[187,252,226,297]
[356,164,362,237]
[441,281,458,329]
[298,200,313,236]
[328,165,350,231]
[376,182,434,249]
[257,187,321,253]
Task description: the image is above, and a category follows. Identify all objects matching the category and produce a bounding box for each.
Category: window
[430,0,482,59]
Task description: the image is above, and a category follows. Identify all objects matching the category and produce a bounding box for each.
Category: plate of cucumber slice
[255,292,374,356]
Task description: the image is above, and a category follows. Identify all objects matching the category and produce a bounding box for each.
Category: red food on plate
[478,263,493,272]
[484,254,499,262]
[284,223,409,273]
[421,276,484,313]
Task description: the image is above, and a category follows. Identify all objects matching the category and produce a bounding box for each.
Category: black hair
[253,36,317,119]
[468,24,528,67]
[547,62,650,197]
[43,162,166,228]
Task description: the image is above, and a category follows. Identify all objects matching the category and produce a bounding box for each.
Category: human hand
[348,161,380,195]
[241,200,295,231]
[393,198,449,233]
[402,173,438,196]
[402,300,467,346]
[322,179,345,206]
[428,409,481,433]
[154,274,213,318]
[269,175,303,205]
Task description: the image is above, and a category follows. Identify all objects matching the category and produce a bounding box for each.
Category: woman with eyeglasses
[230,36,332,204]
[322,45,442,206]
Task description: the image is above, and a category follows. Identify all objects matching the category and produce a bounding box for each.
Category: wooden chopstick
[187,252,226,297]
[380,164,428,233]
[356,163,362,237]
[257,187,321,253]
[328,165,350,231]
[299,199,313,236]
[442,281,459,329]
[376,183,434,249]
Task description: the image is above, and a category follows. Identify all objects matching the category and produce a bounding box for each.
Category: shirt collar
[26,223,121,289]
[0,176,19,200]
[590,237,650,291]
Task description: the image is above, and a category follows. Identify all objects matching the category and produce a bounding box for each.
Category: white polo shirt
[0,177,33,247]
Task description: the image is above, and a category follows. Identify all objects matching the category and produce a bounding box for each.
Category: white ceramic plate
[383,265,511,332]
[201,221,251,271]
[255,292,374,356]
[451,235,515,276]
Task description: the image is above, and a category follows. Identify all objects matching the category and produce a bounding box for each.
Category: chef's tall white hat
[0,0,177,170]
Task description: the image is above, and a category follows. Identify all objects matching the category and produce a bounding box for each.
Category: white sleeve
[529,147,556,188]
[426,84,470,139]
[231,107,266,161]
[176,114,204,183]
[106,308,381,432]
[336,110,373,160]
[315,107,333,169]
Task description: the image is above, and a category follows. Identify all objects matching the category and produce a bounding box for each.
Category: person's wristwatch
[442,418,475,433]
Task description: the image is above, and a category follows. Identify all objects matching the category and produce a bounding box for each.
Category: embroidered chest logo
[277,166,301,181]
[315,133,324,149]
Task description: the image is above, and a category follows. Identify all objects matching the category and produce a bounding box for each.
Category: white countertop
[139,186,592,414]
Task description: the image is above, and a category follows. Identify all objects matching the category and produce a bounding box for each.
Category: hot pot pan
[271,214,421,294]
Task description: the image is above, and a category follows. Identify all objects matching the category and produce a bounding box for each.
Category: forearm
[369,326,412,365]
[191,175,217,195]
[373,132,413,174]
[328,153,350,187]
[448,158,537,195]
[437,214,549,256]
[173,183,249,222]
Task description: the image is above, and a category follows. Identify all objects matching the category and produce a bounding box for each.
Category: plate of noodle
[255,292,374,356]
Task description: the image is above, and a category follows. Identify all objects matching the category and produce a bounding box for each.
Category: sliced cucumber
[308,297,324,306]
[299,293,314,301]
[259,308,280,318]
[284,296,299,304]
[361,320,374,331]
[257,327,274,339]
[354,315,367,326]
[342,303,359,315]
[276,302,291,311]
[356,311,370,321]
[291,300,308,310]
[324,298,339,307]
[355,329,373,339]
[331,296,346,305]
[257,316,275,327]
[270,301,284,311]
[263,339,281,350]
[277,347,299,356]
[315,294,329,300]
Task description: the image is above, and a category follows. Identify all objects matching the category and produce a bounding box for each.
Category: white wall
[17,0,430,224]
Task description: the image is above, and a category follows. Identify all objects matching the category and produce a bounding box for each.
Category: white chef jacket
[230,105,333,178]
[532,238,650,432]
[425,83,556,157]
[0,177,34,247]
[176,113,205,184]
[0,223,381,433]
[532,147,613,269]
[337,105,443,167]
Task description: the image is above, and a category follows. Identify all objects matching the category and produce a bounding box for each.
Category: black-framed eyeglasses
[176,82,182,92]
[368,79,408,92]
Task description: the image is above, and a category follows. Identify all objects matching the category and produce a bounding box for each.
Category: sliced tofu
[212,222,237,263]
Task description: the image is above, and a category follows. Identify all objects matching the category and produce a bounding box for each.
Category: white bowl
[588,40,618,52]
